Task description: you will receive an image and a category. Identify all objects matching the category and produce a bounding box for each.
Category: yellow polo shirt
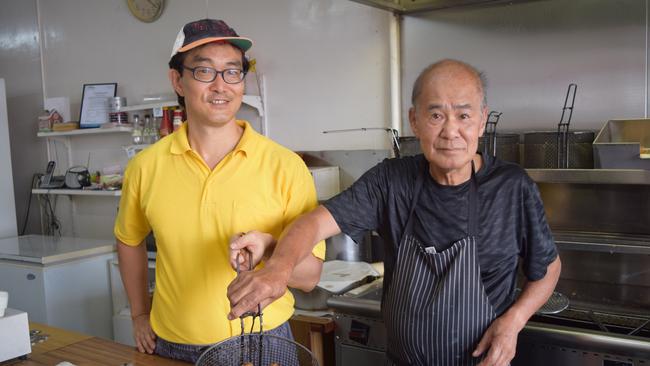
[114,120,325,345]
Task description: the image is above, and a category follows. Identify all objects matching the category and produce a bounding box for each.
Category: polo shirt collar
[169,120,255,157]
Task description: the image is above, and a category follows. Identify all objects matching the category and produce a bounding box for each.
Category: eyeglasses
[182,65,246,84]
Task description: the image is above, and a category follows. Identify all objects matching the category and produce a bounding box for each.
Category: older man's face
[409,68,487,174]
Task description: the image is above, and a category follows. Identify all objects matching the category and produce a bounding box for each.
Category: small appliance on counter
[0,308,31,362]
[64,166,91,189]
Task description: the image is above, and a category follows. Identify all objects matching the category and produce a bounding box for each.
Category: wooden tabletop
[2,323,190,366]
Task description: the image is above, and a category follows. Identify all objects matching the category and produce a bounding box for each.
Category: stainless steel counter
[0,235,114,264]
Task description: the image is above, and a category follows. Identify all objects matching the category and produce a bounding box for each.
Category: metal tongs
[483,111,502,158]
[557,83,578,169]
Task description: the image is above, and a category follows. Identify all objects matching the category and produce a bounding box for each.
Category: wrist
[262,234,277,261]
[131,312,149,320]
[503,305,529,331]
[264,259,292,282]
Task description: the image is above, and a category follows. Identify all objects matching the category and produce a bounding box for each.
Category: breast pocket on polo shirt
[231,200,284,238]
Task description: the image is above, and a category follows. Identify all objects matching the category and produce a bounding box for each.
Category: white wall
[0,80,17,238]
[401,0,646,135]
[0,0,47,236]
[1,0,392,239]
[39,0,393,151]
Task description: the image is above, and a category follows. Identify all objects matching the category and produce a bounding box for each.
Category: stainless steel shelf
[37,126,132,137]
[526,169,650,185]
[349,0,540,14]
[32,189,121,196]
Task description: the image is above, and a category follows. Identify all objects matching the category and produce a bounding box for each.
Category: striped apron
[383,163,496,365]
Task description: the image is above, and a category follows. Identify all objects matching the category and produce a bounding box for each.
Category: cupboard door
[0,261,47,322]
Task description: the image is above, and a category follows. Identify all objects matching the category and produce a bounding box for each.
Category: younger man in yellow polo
[114,19,324,363]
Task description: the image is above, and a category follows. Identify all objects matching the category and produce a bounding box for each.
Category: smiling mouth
[209,99,229,105]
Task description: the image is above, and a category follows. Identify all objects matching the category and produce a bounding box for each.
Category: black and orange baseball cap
[170,19,253,58]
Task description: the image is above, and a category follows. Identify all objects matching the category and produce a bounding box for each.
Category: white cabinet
[309,166,341,201]
[0,235,115,339]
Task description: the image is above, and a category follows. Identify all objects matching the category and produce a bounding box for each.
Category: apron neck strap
[468,160,479,237]
[404,158,480,237]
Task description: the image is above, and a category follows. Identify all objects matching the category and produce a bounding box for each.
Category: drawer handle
[26,273,36,280]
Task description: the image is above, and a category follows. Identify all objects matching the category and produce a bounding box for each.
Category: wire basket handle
[484,111,502,157]
[235,250,263,333]
[557,83,578,168]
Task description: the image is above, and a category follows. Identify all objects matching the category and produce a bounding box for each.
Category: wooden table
[289,314,336,366]
[2,323,189,366]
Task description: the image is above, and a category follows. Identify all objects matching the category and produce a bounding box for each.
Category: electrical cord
[20,173,41,235]
[39,190,61,237]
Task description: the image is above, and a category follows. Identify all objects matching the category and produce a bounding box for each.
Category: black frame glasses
[182,65,246,84]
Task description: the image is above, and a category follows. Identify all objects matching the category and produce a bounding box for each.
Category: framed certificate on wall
[79,83,117,128]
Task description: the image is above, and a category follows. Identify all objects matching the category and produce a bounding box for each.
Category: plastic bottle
[152,116,161,143]
[172,109,183,132]
[159,108,172,138]
[143,115,153,144]
[131,114,143,144]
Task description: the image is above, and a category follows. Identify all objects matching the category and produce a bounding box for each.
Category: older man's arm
[226,206,340,320]
[474,256,562,366]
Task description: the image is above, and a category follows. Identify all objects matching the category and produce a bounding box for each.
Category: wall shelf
[349,0,539,14]
[37,126,132,137]
[116,96,263,115]
[118,100,179,112]
[32,189,121,196]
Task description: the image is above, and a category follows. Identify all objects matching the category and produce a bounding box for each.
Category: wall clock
[127,0,165,23]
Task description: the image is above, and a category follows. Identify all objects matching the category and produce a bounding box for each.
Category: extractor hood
[349,0,543,14]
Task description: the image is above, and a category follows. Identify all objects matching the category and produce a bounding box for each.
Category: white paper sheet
[316,260,380,294]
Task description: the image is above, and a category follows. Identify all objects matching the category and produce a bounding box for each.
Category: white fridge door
[0,79,17,238]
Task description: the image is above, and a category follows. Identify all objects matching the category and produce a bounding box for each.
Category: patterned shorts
[154,321,294,363]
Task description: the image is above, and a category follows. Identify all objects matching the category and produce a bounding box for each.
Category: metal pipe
[389,13,402,136]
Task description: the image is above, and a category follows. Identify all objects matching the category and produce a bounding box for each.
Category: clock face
[127,0,165,23]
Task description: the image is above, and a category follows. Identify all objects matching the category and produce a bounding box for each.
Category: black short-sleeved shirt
[324,153,558,315]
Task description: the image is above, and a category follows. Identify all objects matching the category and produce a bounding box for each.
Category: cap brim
[177,36,253,54]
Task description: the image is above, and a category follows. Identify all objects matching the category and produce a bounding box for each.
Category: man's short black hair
[168,43,250,109]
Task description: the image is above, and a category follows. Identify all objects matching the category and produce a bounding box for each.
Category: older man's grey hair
[410,59,488,109]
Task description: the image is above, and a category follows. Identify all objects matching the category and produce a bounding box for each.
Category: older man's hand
[226,262,292,320]
[473,311,523,366]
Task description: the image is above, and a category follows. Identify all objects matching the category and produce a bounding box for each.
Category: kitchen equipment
[64,166,91,189]
[398,136,420,157]
[511,170,650,365]
[556,83,577,169]
[196,253,319,366]
[323,128,400,158]
[514,288,569,315]
[481,110,502,157]
[523,130,594,168]
[325,232,373,262]
[478,110,521,164]
[308,166,340,201]
[0,291,7,316]
[0,308,31,362]
[523,84,595,169]
[292,260,380,310]
[593,118,650,169]
[479,133,521,163]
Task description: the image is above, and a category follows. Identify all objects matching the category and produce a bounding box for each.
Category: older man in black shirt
[228,59,561,366]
